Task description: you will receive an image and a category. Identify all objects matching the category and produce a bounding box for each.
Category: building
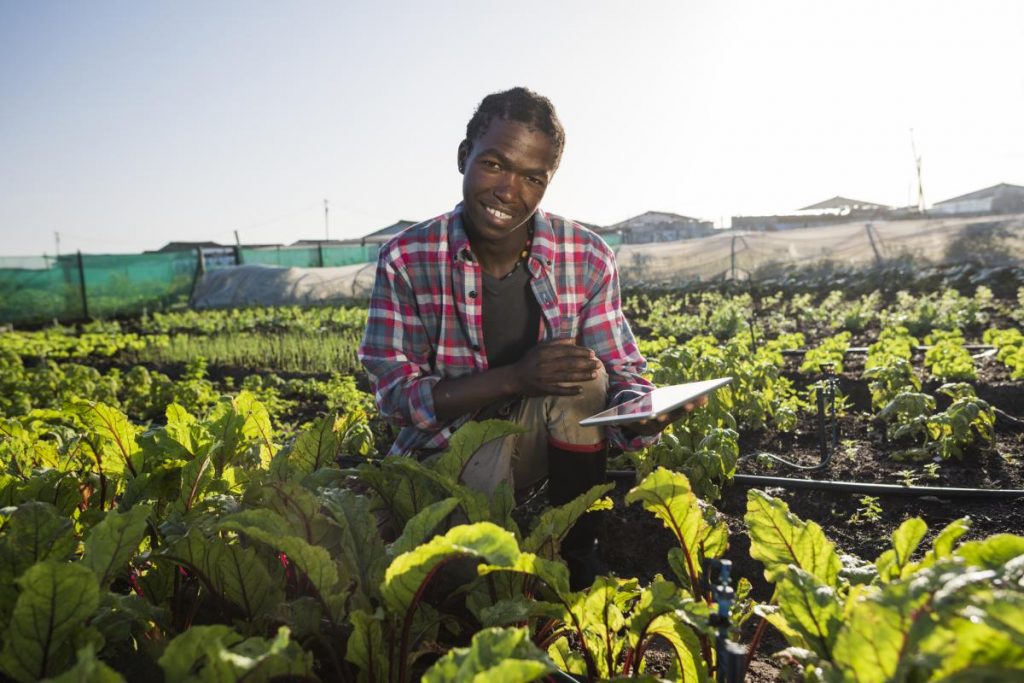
[290,239,352,247]
[931,183,1024,216]
[357,220,419,245]
[732,195,890,231]
[601,211,713,244]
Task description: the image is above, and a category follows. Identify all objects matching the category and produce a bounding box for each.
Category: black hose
[607,470,1024,497]
[732,474,1024,498]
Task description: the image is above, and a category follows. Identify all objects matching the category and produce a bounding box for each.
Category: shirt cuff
[407,374,443,432]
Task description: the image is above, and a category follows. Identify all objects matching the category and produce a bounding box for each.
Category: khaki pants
[460,367,608,497]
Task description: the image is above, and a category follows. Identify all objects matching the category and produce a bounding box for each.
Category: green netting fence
[0,232,624,325]
[0,251,199,324]
[238,244,379,268]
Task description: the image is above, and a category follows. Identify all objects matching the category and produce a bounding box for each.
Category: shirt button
[472,344,481,352]
[469,290,477,298]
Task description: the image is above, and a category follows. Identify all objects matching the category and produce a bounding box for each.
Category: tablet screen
[578,377,732,427]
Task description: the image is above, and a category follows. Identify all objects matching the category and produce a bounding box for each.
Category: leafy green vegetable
[0,562,101,682]
[421,626,555,683]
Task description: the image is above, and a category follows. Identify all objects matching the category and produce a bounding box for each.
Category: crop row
[1,393,1021,681]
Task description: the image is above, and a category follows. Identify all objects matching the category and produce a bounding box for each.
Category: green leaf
[477,598,566,627]
[206,391,275,474]
[391,456,495,524]
[382,522,520,615]
[626,468,728,595]
[0,562,101,683]
[163,533,281,623]
[176,454,213,513]
[478,552,572,598]
[626,578,707,681]
[421,626,555,683]
[285,414,342,474]
[158,624,313,683]
[775,566,842,659]
[926,517,971,563]
[389,497,460,558]
[356,457,443,529]
[68,399,141,477]
[523,483,613,559]
[0,502,77,580]
[345,609,390,683]
[81,504,152,588]
[745,489,841,587]
[322,489,389,607]
[875,517,927,582]
[162,403,210,458]
[432,420,524,482]
[217,509,346,621]
[40,644,126,683]
[955,534,1024,569]
[638,612,707,682]
[252,480,334,546]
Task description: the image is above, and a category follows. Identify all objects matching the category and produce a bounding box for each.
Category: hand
[620,395,709,437]
[512,338,602,397]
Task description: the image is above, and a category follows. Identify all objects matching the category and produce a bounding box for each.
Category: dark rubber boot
[547,441,608,591]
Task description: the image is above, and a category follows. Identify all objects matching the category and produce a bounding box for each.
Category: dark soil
[595,362,1024,682]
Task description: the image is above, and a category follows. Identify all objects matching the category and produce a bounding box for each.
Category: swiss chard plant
[745,489,1024,682]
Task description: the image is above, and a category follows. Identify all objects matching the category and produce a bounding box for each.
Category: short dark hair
[465,87,565,164]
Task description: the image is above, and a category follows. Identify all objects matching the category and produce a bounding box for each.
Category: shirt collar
[449,202,555,268]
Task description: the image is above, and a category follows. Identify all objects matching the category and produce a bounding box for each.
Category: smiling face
[457,117,560,252]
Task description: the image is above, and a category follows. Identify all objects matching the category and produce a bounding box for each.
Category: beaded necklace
[500,224,534,279]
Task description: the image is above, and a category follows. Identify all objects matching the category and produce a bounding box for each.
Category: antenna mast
[910,128,925,214]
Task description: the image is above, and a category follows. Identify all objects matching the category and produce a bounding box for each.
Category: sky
[1,0,1022,257]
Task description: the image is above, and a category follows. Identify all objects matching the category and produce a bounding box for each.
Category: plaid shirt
[359,204,657,456]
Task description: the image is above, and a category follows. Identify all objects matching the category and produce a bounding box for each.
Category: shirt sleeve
[358,249,444,432]
[577,239,660,452]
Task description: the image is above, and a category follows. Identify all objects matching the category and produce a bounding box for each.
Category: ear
[457,139,470,174]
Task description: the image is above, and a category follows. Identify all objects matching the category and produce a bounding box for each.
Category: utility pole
[324,199,330,241]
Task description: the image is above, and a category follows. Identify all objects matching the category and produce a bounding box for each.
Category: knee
[552,365,608,415]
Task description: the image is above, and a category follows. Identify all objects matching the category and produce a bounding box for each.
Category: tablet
[578,377,732,427]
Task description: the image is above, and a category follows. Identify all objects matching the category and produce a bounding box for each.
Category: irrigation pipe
[779,344,996,356]
[606,470,1024,498]
[731,474,1024,498]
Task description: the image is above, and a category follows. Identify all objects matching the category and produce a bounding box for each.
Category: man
[359,87,698,588]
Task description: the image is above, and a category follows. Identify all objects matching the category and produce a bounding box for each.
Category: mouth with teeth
[484,205,514,222]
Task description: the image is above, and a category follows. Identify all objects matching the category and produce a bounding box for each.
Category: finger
[542,346,597,361]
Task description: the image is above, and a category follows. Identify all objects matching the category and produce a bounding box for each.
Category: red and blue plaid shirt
[359,204,657,456]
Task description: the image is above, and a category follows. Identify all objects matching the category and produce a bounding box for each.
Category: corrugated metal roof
[933,183,1024,205]
[798,196,889,211]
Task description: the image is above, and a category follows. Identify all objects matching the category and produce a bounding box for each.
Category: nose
[493,172,516,203]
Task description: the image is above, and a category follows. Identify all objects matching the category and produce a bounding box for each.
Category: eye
[481,160,501,170]
[527,176,546,187]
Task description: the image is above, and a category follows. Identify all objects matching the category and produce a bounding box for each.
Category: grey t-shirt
[481,262,541,368]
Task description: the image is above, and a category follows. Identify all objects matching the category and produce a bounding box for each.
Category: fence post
[730,235,738,280]
[76,250,90,319]
[189,248,206,307]
[865,223,882,264]
[318,243,325,268]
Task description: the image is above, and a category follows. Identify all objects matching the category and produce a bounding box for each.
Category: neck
[468,226,532,278]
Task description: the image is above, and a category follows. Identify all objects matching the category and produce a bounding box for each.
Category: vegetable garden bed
[1,277,1022,681]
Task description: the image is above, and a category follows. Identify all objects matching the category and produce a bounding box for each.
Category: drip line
[606,469,1024,498]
